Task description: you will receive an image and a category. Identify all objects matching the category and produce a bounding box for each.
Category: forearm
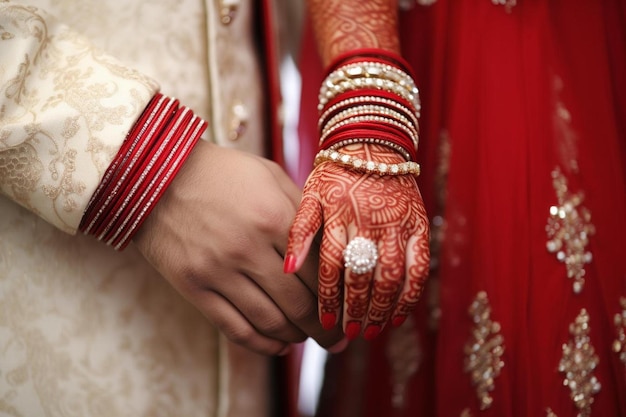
[0,2,206,248]
[287,0,428,337]
[306,0,400,66]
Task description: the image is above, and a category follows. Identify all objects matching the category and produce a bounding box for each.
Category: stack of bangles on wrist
[79,93,207,250]
[315,48,421,178]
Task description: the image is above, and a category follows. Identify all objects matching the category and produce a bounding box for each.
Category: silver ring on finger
[343,237,378,274]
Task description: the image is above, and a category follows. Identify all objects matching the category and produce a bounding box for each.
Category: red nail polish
[363,325,381,341]
[345,321,361,340]
[321,312,336,330]
[392,315,407,327]
[283,254,297,274]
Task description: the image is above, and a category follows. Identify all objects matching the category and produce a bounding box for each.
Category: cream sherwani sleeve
[0,2,274,416]
[0,1,158,233]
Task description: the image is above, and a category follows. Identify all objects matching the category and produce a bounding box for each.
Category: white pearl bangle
[314,149,420,177]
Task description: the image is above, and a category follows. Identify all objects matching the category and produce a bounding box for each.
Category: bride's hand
[285,144,430,340]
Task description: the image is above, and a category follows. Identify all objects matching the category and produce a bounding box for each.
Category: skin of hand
[284,144,430,341]
[133,140,346,356]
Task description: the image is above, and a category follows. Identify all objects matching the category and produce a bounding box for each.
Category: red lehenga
[297,1,626,416]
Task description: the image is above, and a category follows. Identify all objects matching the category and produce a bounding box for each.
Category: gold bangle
[319,62,421,111]
[318,95,420,131]
[314,149,420,177]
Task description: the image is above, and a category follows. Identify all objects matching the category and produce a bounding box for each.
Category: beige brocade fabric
[0,0,281,416]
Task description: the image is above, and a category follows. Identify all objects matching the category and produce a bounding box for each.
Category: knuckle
[178,262,213,292]
[219,232,255,261]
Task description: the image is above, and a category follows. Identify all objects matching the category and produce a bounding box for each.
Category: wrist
[315,48,422,175]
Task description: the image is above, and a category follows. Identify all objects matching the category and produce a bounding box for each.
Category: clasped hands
[135,141,429,355]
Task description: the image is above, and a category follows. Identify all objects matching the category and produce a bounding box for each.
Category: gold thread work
[558,309,601,417]
[546,167,595,294]
[612,297,626,368]
[464,291,505,410]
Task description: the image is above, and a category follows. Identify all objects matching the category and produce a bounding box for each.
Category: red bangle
[322,132,417,162]
[318,49,421,163]
[81,94,178,236]
[110,111,204,250]
[79,93,207,250]
[90,96,179,240]
[320,123,418,161]
[321,115,418,148]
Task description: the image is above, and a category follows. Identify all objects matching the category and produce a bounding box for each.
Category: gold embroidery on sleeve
[0,143,43,205]
[546,167,595,294]
[558,309,601,417]
[464,291,505,410]
[613,297,626,367]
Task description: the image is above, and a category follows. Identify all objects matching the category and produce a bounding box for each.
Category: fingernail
[321,312,336,330]
[392,315,407,328]
[283,254,297,274]
[363,325,381,341]
[345,321,361,340]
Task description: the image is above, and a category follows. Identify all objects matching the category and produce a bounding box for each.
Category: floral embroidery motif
[0,143,43,204]
[558,309,601,417]
[546,167,595,294]
[546,408,558,417]
[386,315,422,409]
[464,291,505,410]
[613,297,626,367]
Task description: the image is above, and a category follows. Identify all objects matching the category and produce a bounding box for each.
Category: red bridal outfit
[298,0,626,416]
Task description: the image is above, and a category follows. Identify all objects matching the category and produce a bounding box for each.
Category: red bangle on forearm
[79,93,207,250]
[316,49,421,165]
[321,127,417,162]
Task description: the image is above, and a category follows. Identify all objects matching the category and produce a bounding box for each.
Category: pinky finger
[390,233,430,327]
[199,291,291,356]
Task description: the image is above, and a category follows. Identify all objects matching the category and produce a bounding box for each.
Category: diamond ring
[343,237,378,274]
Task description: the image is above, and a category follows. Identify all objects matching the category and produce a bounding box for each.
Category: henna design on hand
[287,144,430,337]
[306,0,401,65]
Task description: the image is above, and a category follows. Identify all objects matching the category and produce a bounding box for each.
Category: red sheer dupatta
[424,1,626,416]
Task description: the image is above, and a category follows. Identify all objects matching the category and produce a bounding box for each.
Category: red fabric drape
[299,1,626,416]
